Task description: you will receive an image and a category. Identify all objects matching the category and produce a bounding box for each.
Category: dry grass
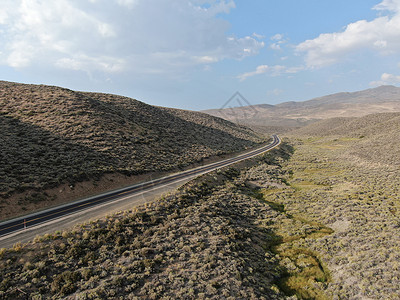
[271,134,400,299]
[4,131,398,298]
[0,81,263,219]
[0,146,295,299]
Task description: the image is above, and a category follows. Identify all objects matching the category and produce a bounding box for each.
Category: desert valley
[0,81,399,299]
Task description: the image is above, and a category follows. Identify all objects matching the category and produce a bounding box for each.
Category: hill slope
[0,148,292,299]
[0,81,262,219]
[278,114,400,298]
[289,112,400,167]
[204,85,400,127]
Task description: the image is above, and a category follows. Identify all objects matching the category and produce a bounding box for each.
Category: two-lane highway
[0,135,281,246]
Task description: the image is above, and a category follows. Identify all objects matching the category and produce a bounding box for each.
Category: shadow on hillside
[96,96,263,155]
[0,113,117,197]
[0,95,273,217]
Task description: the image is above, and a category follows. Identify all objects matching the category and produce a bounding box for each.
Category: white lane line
[0,135,281,240]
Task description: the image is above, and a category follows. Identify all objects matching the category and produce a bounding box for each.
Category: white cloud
[193,56,219,63]
[0,9,8,24]
[252,32,265,39]
[0,0,264,76]
[269,33,286,51]
[237,64,303,81]
[374,0,400,12]
[1,0,119,69]
[194,0,236,15]
[296,0,400,68]
[116,0,139,9]
[286,66,304,74]
[370,72,400,86]
[238,65,269,81]
[55,55,125,73]
[270,43,281,50]
[271,33,283,41]
[374,40,388,48]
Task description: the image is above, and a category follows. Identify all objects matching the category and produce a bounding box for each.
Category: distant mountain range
[203,85,400,127]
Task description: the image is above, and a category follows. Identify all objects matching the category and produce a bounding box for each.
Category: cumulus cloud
[370,72,400,86]
[271,34,283,41]
[237,65,270,81]
[252,33,265,39]
[1,0,118,69]
[269,33,286,51]
[0,0,264,76]
[374,0,400,12]
[237,64,303,81]
[270,43,281,51]
[296,0,400,68]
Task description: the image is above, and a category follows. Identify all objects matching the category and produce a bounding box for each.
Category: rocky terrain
[0,81,263,220]
[204,85,400,127]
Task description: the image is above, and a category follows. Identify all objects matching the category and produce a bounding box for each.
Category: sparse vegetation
[0,146,296,299]
[2,115,399,298]
[278,114,400,298]
[0,81,264,219]
[2,82,400,299]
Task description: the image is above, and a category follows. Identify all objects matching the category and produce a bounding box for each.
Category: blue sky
[1,0,400,110]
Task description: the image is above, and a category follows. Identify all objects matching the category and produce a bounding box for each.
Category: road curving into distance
[0,135,281,245]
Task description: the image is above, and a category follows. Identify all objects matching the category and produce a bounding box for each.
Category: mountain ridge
[203,85,400,127]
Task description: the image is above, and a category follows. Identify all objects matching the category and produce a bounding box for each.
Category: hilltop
[203,85,400,127]
[0,81,263,219]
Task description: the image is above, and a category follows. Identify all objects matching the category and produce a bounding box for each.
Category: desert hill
[290,112,400,167]
[2,88,400,298]
[0,146,293,299]
[2,110,400,299]
[0,81,263,219]
[203,85,400,127]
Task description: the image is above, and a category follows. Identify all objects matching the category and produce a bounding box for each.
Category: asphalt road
[0,135,281,248]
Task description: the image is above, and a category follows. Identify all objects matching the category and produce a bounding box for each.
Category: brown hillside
[0,81,263,218]
[0,145,299,299]
[203,85,400,127]
[288,112,400,167]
